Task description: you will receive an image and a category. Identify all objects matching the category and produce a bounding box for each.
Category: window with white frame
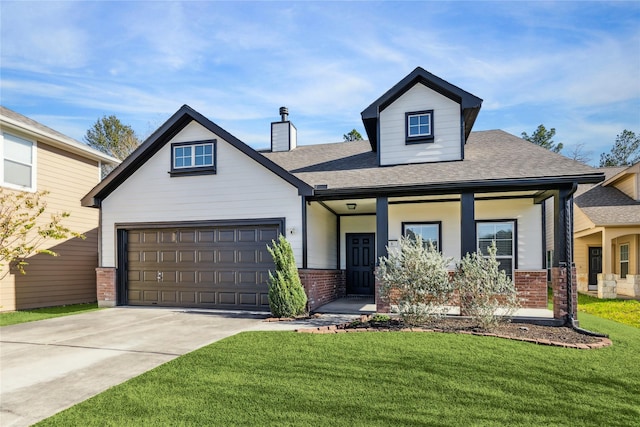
[403,222,441,251]
[2,132,35,190]
[477,221,515,279]
[405,110,434,143]
[620,244,629,279]
[170,140,216,176]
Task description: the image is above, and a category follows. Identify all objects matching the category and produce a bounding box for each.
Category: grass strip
[0,303,101,327]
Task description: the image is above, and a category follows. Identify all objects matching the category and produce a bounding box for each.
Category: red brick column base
[552,266,577,322]
[96,267,117,308]
[298,269,346,312]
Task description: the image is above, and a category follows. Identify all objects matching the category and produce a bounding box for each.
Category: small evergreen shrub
[454,242,520,330]
[377,236,454,325]
[266,235,307,318]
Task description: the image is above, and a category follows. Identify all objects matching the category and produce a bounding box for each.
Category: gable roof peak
[360,67,483,151]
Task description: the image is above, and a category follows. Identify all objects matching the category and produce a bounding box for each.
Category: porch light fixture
[346,203,357,210]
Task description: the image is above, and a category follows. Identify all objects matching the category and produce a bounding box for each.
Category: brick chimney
[271,106,297,152]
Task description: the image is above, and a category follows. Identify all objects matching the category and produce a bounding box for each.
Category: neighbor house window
[403,222,441,251]
[170,140,216,176]
[1,132,35,190]
[477,221,515,279]
[405,110,434,144]
[620,244,629,279]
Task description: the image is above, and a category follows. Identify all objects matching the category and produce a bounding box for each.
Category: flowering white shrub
[454,242,520,330]
[376,236,454,325]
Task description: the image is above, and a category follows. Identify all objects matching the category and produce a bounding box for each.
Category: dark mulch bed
[327,316,611,348]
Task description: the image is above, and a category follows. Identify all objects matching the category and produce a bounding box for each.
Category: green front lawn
[0,303,101,327]
[37,313,640,427]
[578,293,640,328]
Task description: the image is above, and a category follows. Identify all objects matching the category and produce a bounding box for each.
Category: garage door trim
[115,217,285,307]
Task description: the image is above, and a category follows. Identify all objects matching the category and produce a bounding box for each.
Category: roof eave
[307,174,605,201]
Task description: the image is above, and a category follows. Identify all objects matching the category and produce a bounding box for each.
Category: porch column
[375,196,389,312]
[460,192,476,256]
[552,187,578,323]
[376,196,389,261]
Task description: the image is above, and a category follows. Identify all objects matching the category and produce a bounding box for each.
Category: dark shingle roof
[574,165,640,226]
[263,130,602,194]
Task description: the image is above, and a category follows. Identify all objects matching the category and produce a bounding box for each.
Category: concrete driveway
[0,307,274,427]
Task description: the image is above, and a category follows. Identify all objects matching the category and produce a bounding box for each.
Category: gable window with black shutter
[405,110,434,144]
[170,140,217,177]
[476,220,516,279]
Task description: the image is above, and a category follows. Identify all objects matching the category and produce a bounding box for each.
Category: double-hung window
[403,222,441,251]
[170,140,216,176]
[2,132,35,190]
[620,244,629,279]
[405,110,434,144]
[477,221,515,279]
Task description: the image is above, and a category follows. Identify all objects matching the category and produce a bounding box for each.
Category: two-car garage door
[125,223,280,310]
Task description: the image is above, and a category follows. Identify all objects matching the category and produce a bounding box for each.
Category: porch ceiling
[319,190,540,215]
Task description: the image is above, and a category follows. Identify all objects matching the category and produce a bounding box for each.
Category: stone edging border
[295,323,613,350]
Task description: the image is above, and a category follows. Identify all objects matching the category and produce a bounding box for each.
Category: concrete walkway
[1,307,356,427]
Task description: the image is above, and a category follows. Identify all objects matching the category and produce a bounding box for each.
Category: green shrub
[453,242,519,330]
[266,235,307,318]
[377,235,454,325]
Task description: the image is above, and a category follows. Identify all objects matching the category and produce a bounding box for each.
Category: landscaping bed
[297,315,612,349]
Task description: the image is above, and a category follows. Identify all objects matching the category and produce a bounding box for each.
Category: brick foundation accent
[514,270,547,308]
[96,267,117,308]
[552,265,577,321]
[298,269,346,312]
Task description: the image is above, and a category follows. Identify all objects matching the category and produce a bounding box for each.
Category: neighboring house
[573,163,640,298]
[83,67,603,321]
[0,106,119,312]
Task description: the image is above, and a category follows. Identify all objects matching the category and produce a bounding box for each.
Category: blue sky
[1,1,639,164]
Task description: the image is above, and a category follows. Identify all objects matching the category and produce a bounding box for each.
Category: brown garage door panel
[127,224,279,309]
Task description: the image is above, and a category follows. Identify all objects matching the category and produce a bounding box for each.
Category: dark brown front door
[588,247,602,291]
[346,233,375,295]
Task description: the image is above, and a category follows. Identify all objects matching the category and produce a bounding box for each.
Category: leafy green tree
[521,124,563,153]
[0,189,84,280]
[599,130,640,167]
[266,235,307,318]
[343,129,363,142]
[84,115,140,176]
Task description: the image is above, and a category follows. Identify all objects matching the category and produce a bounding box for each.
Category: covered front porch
[575,227,640,298]
[298,185,579,323]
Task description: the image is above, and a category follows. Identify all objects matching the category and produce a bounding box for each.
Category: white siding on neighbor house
[475,198,543,270]
[389,201,461,262]
[101,120,302,267]
[379,83,462,166]
[339,215,376,269]
[306,202,337,269]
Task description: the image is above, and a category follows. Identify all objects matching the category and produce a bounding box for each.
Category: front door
[588,247,602,291]
[346,233,375,295]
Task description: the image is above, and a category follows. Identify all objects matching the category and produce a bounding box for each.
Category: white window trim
[172,142,215,170]
[620,243,629,279]
[402,222,441,252]
[0,131,37,192]
[407,112,432,137]
[476,220,515,278]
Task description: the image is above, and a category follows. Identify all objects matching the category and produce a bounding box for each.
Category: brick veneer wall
[298,269,346,312]
[514,270,547,309]
[376,269,549,314]
[552,265,577,322]
[96,267,116,308]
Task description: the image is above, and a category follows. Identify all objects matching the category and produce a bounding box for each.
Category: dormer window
[405,110,434,144]
[170,140,217,177]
